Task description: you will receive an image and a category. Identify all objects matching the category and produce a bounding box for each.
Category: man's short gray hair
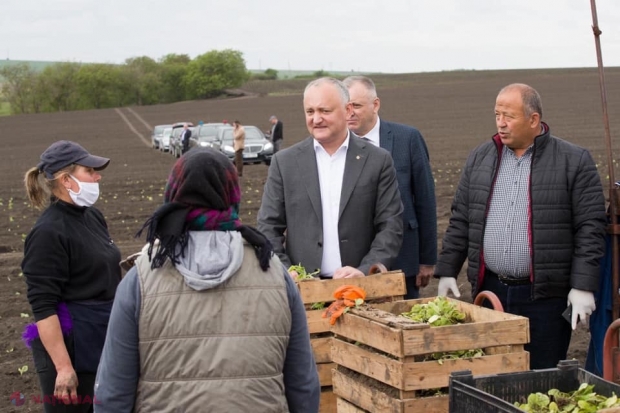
[342,75,378,99]
[499,83,543,119]
[304,77,350,106]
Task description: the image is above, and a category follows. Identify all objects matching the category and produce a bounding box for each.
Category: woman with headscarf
[22,140,121,412]
[94,148,320,413]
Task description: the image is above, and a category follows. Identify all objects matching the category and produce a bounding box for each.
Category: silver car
[151,124,172,150]
[170,124,196,158]
[159,127,173,152]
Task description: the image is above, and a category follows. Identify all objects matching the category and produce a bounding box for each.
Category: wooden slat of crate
[332,297,529,358]
[296,271,406,305]
[337,398,368,413]
[317,362,335,387]
[307,309,331,334]
[332,368,448,413]
[312,337,332,363]
[331,339,529,391]
[319,387,337,413]
[485,344,526,355]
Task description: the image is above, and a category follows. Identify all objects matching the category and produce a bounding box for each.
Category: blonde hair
[24,165,77,209]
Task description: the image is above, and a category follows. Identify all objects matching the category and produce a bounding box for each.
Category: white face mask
[68,175,100,207]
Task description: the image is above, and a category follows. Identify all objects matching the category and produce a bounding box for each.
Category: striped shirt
[483,144,533,278]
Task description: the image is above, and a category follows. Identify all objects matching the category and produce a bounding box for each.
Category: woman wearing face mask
[21,140,122,412]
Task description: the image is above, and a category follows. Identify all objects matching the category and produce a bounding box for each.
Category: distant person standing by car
[180,123,192,155]
[232,120,246,177]
[269,115,284,153]
[21,140,121,412]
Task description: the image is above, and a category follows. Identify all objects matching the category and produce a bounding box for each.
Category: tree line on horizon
[0,49,263,115]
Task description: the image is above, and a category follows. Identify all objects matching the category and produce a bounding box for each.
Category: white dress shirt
[359,118,381,147]
[313,133,350,276]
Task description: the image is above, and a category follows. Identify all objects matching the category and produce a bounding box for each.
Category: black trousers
[30,338,96,413]
[480,271,572,369]
[405,276,420,299]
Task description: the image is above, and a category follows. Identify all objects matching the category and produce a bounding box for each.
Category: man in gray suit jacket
[257,78,403,279]
[344,76,437,298]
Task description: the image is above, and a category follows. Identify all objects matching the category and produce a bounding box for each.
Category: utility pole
[590,0,619,321]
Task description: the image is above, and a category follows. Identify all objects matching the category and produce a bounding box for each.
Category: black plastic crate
[449,360,620,412]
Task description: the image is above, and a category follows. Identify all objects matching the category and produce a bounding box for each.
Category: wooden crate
[317,362,336,386]
[330,297,530,413]
[332,297,530,360]
[336,397,369,413]
[333,366,448,413]
[297,271,407,335]
[319,387,337,413]
[297,271,407,413]
[298,271,406,367]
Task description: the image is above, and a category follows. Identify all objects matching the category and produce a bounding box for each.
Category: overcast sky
[2,0,620,73]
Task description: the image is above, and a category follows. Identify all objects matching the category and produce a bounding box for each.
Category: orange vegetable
[332,285,354,299]
[333,285,367,300]
[343,299,355,307]
[342,288,366,301]
[322,285,368,325]
[323,300,345,319]
[328,306,347,325]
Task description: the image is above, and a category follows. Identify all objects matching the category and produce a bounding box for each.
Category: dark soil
[1,67,619,411]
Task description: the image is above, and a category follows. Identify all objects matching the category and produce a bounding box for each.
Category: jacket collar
[295,138,323,223]
[50,196,89,215]
[491,122,551,153]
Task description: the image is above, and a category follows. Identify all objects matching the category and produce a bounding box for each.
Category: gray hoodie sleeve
[94,267,141,412]
[282,266,321,413]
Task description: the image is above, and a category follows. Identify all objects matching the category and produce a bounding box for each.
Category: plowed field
[1,68,619,411]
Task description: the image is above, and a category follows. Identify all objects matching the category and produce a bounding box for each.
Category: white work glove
[567,288,596,330]
[437,277,461,298]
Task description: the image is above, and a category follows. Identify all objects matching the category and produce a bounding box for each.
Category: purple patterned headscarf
[137,148,272,270]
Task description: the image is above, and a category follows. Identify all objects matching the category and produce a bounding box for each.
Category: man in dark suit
[344,76,436,298]
[258,78,403,279]
[180,123,192,155]
[269,115,284,153]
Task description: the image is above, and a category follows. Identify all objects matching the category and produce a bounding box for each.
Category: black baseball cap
[38,140,110,179]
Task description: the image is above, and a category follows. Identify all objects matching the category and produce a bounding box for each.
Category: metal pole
[590,0,620,321]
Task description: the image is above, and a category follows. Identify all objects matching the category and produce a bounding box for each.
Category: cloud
[1,0,618,73]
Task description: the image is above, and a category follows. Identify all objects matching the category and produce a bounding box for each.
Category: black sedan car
[189,123,226,149]
[216,125,273,165]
